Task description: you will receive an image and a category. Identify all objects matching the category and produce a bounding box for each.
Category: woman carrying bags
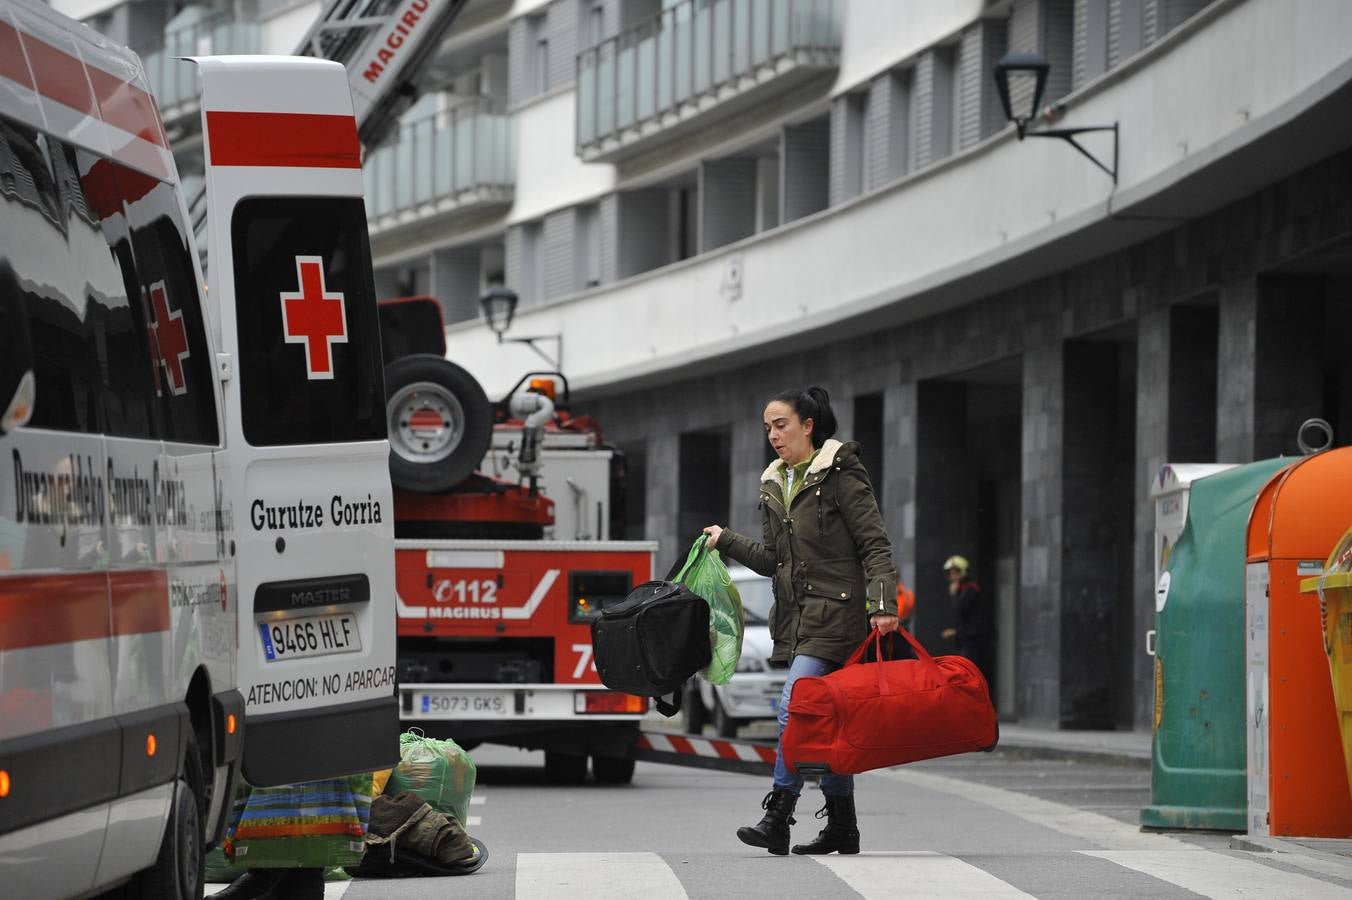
[703,385,899,857]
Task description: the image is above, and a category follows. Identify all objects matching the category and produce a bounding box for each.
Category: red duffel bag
[782,627,998,776]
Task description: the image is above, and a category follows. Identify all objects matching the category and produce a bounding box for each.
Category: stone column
[1020,336,1064,725]
[885,380,918,594]
[646,432,680,573]
[1133,302,1170,730]
[1216,276,1257,462]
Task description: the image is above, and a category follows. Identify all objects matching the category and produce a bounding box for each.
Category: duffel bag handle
[843,626,944,696]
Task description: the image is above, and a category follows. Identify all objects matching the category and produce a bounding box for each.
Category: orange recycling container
[1300,527,1352,809]
[1245,447,1352,837]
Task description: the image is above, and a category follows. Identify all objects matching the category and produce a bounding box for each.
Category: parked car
[683,565,785,737]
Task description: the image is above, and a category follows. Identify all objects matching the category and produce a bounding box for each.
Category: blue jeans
[773,654,854,797]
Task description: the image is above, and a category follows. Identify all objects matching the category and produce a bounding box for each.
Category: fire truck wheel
[543,751,589,785]
[713,697,740,739]
[681,680,708,734]
[385,354,493,493]
[591,753,636,785]
[131,732,206,900]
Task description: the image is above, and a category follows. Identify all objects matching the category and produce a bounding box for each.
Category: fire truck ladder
[294,0,471,149]
[634,731,777,777]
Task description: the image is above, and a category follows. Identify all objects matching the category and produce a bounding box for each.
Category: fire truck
[377,298,654,784]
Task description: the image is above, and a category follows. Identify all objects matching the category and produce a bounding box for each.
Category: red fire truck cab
[378,298,653,784]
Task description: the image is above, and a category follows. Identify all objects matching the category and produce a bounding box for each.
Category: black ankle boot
[736,789,798,855]
[791,794,860,855]
[257,867,324,900]
[212,869,283,900]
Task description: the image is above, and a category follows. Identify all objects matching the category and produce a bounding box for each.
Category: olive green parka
[717,438,898,665]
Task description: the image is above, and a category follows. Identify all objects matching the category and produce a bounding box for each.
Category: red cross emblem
[144,280,190,396]
[280,256,348,380]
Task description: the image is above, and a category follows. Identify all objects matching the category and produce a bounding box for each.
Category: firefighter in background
[940,555,995,689]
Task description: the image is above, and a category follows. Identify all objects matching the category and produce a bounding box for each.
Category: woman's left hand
[870,614,900,635]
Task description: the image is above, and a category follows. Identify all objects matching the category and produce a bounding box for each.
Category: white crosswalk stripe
[1082,849,1352,899]
[812,851,1037,899]
[514,852,686,899]
[206,881,349,897]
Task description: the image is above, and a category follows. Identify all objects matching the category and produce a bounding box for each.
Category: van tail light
[576,692,648,714]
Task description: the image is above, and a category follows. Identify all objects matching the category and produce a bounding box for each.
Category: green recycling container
[1140,457,1291,831]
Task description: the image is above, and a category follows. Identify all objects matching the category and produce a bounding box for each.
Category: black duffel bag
[591,561,711,716]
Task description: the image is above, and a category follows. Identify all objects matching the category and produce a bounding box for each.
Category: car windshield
[736,576,773,626]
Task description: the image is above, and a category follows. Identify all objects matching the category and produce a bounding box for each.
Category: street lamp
[994,51,1118,183]
[478,287,564,371]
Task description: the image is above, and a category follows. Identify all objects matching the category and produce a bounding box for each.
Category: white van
[0,1,397,897]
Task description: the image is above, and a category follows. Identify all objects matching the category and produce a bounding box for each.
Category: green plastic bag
[674,537,744,685]
[384,730,477,826]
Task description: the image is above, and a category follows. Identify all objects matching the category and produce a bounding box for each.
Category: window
[520,220,543,306]
[575,202,600,290]
[0,115,217,443]
[232,197,385,446]
[842,91,867,200]
[1,118,101,434]
[586,1,606,47]
[527,13,549,95]
[116,163,219,444]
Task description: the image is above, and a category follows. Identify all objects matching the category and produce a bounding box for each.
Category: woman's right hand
[702,525,723,548]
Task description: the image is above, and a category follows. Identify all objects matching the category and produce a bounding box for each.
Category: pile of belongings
[352,730,486,877]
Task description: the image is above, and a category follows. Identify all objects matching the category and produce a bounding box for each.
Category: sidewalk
[993,722,1152,768]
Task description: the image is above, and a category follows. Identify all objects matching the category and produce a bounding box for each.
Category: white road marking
[471,795,486,805]
[206,881,348,897]
[1082,849,1352,898]
[879,767,1189,851]
[812,852,1035,899]
[515,852,686,899]
[468,815,482,826]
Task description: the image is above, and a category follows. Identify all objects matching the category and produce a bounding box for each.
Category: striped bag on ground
[222,773,374,869]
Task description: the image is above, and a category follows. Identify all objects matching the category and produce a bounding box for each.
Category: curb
[1230,834,1352,877]
[988,740,1151,769]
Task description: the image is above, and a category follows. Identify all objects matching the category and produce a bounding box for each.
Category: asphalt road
[208,740,1352,899]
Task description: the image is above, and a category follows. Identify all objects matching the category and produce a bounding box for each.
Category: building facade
[59,0,1352,730]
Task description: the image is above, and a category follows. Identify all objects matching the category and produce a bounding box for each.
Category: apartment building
[57,0,1352,731]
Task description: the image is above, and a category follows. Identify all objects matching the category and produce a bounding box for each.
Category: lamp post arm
[1027,123,1118,184]
[503,334,563,370]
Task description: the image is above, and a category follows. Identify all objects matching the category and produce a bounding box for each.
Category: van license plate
[259,614,361,662]
[419,692,508,716]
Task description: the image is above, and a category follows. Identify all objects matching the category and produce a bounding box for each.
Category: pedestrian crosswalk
[515,852,686,899]
[812,852,1036,899]
[204,776,1352,899]
[207,843,1352,899]
[1081,849,1352,899]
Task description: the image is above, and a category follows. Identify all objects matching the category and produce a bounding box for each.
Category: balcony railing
[363,99,514,229]
[576,0,841,159]
[143,15,261,113]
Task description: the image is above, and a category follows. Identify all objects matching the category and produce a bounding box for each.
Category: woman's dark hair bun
[772,385,838,447]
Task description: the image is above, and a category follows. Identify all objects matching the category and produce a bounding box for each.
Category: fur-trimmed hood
[760,437,846,484]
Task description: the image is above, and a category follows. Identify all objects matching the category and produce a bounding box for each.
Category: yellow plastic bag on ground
[372,768,393,796]
[384,730,477,826]
[674,537,744,685]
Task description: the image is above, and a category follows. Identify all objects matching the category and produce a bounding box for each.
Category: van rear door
[198,56,397,786]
